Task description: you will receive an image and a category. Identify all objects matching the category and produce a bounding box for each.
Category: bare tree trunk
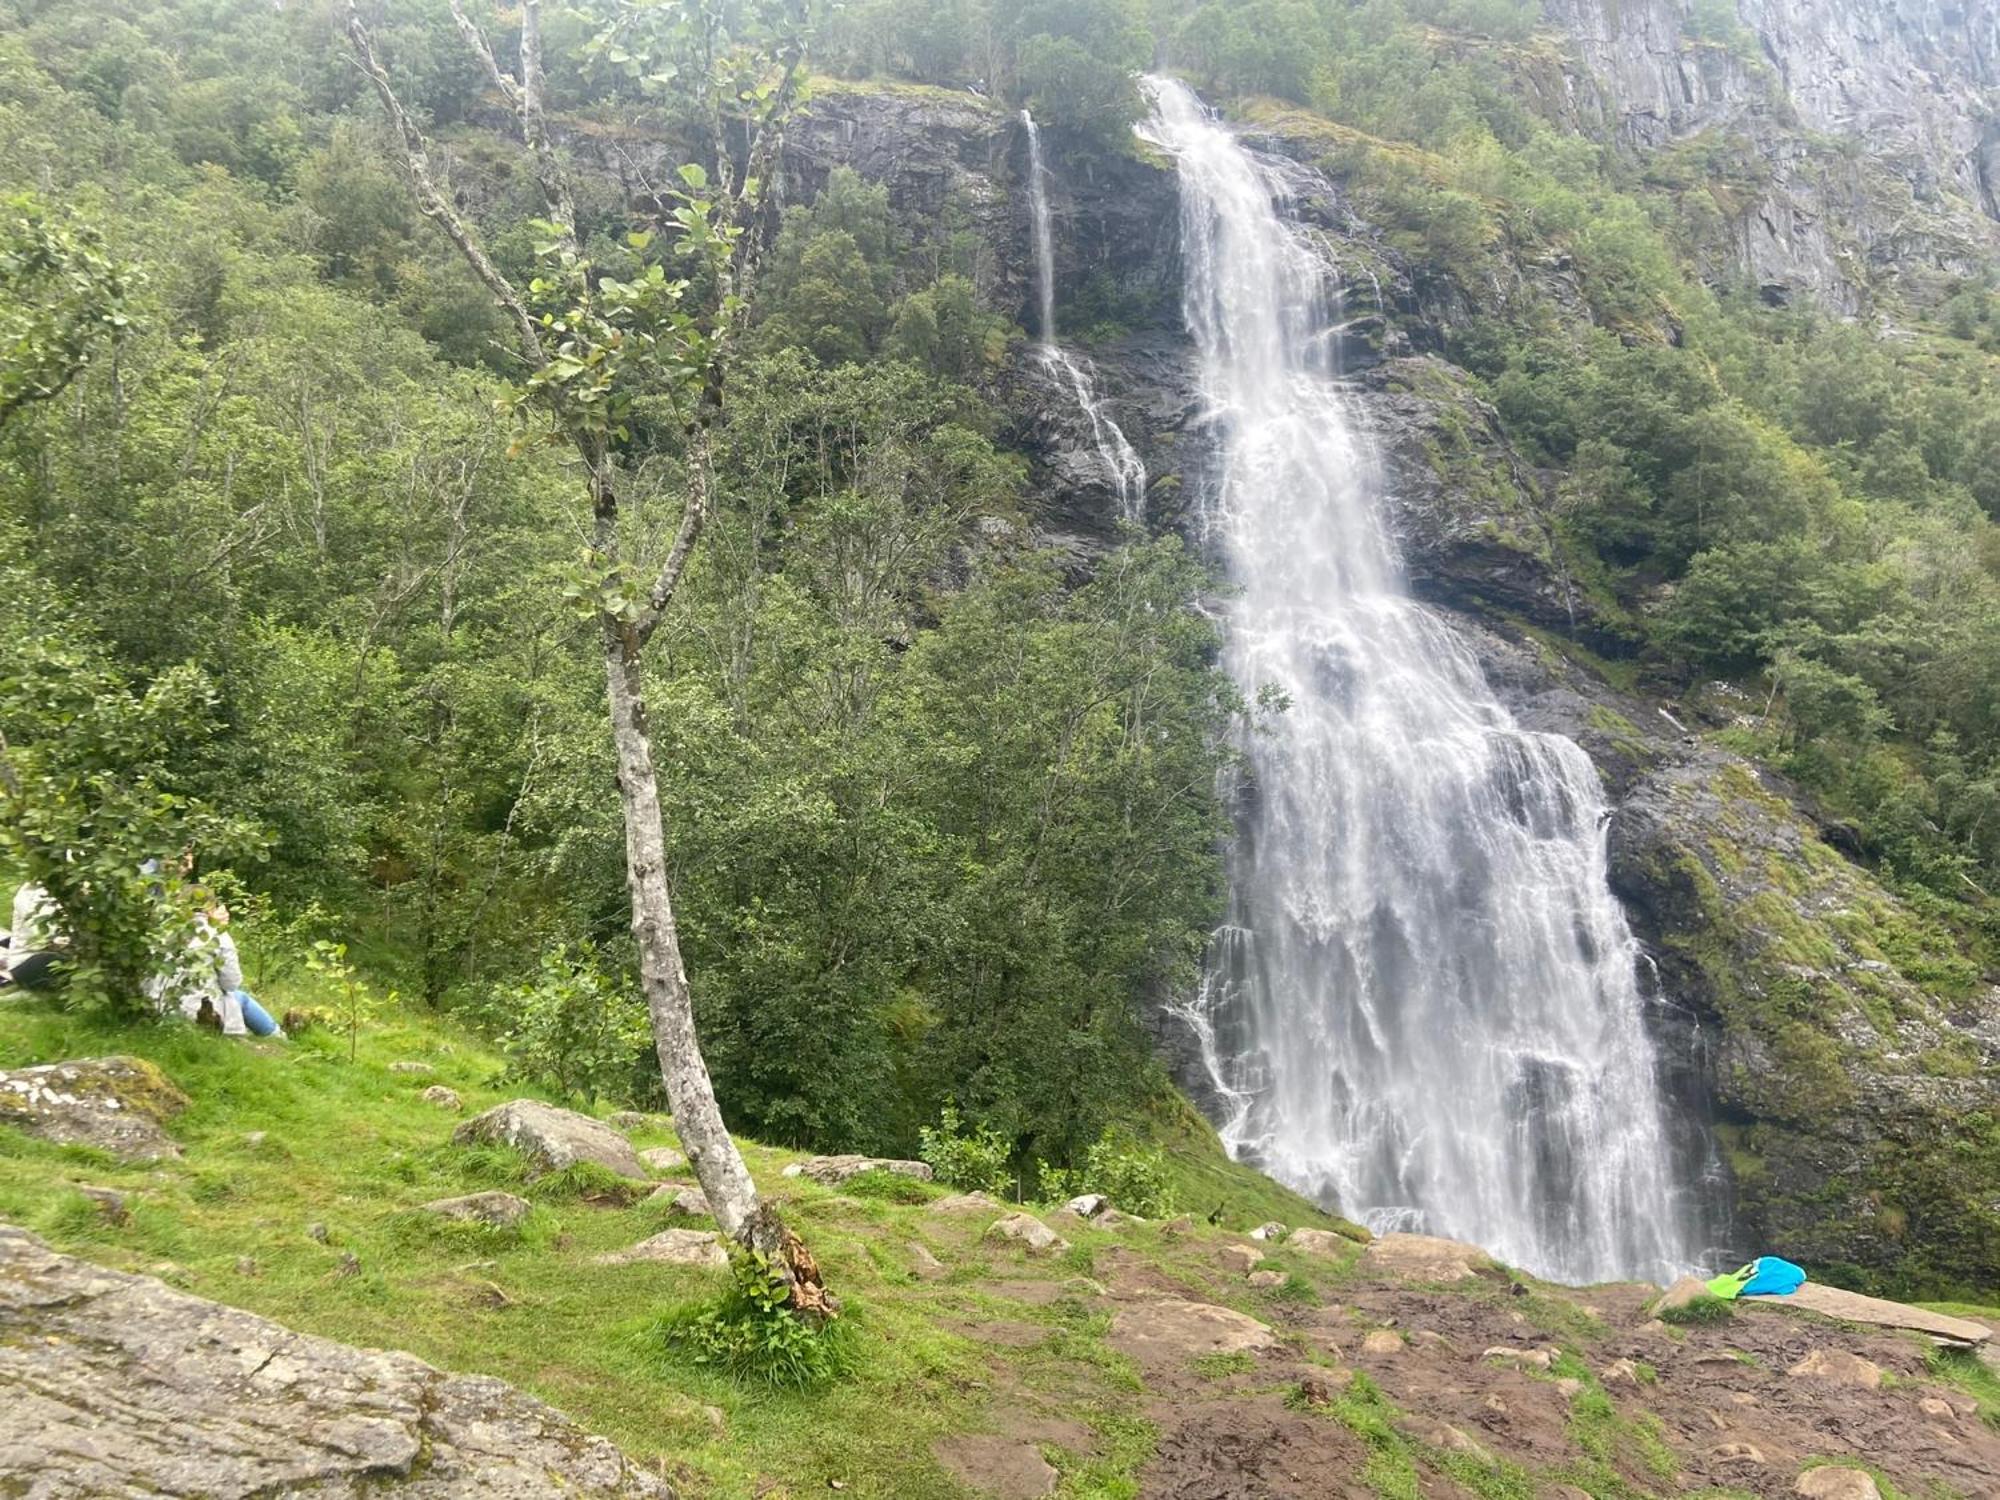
[602,622,833,1318]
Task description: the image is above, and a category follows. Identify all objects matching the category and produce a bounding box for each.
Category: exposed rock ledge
[0,1224,670,1498]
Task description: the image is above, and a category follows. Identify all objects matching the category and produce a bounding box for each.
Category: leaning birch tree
[346,0,830,1317]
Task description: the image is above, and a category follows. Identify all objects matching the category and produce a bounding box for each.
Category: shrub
[917,1104,1012,1194]
[498,943,651,1105]
[1039,1127,1177,1217]
[665,1248,850,1390]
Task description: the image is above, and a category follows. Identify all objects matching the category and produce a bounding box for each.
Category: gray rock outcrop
[0,1224,670,1497]
[0,1055,189,1162]
[452,1099,649,1181]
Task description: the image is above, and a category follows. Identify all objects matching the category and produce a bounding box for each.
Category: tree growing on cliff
[346,0,830,1317]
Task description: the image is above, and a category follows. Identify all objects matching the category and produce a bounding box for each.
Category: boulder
[1094,1208,1142,1228]
[1248,1221,1289,1242]
[593,1229,728,1269]
[638,1146,688,1174]
[908,1242,947,1280]
[778,1154,933,1185]
[1786,1348,1884,1389]
[1247,1270,1287,1290]
[420,1192,532,1228]
[985,1213,1068,1255]
[1288,1228,1361,1261]
[0,1224,670,1496]
[1064,1193,1109,1219]
[1360,1232,1492,1281]
[420,1085,462,1112]
[0,1056,189,1162]
[1216,1244,1261,1274]
[646,1184,711,1218]
[1795,1468,1882,1499]
[452,1099,649,1181]
[1361,1329,1403,1355]
[74,1184,129,1225]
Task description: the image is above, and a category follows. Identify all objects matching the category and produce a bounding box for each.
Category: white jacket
[173,917,246,1035]
[8,883,60,975]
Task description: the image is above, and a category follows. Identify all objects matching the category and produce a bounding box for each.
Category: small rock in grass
[1217,1244,1260,1274]
[453,1099,649,1181]
[1602,1357,1641,1385]
[1062,1276,1110,1298]
[235,1256,260,1278]
[421,1085,462,1112]
[1285,1228,1357,1260]
[1158,1214,1195,1238]
[908,1242,947,1280]
[1247,1270,1287,1290]
[1405,1419,1491,1464]
[243,1131,267,1149]
[1638,1318,1670,1336]
[1064,1193,1108,1219]
[76,1185,128,1225]
[646,1184,711,1218]
[1296,1373,1335,1407]
[639,1146,688,1174]
[1786,1348,1883,1389]
[307,1221,329,1243]
[594,1229,727,1269]
[1094,1208,1142,1228]
[1554,1377,1584,1399]
[1482,1346,1553,1370]
[1794,1469,1882,1500]
[928,1191,1005,1216]
[388,1061,436,1076]
[334,1252,361,1278]
[422,1191,533,1228]
[1248,1221,1288,1242]
[779,1154,932,1185]
[985,1213,1067,1255]
[607,1111,650,1131]
[1650,1275,1712,1316]
[1918,1397,1956,1419]
[1361,1329,1402,1355]
[149,1261,192,1287]
[1709,1441,1764,1465]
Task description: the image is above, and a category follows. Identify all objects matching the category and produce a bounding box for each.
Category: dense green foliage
[0,0,1232,1169]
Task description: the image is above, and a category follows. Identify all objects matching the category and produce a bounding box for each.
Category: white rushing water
[1141,76,1695,1286]
[1021,111,1147,520]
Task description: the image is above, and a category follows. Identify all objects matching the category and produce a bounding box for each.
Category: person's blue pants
[233,990,280,1037]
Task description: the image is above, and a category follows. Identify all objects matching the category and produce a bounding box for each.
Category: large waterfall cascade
[1140,76,1697,1286]
[1020,111,1147,520]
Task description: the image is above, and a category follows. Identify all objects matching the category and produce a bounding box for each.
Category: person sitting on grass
[5,881,65,990]
[173,900,283,1039]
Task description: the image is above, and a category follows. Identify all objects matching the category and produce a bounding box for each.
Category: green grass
[1131,1090,1367,1238]
[1924,1345,2000,1430]
[0,988,1163,1499]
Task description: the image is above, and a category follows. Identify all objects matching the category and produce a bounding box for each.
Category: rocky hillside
[3,1020,1997,1499]
[740,57,2000,1298]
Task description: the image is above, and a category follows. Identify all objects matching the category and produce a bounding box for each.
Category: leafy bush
[1036,1127,1177,1218]
[498,944,651,1106]
[1657,1292,1734,1326]
[665,1248,850,1390]
[917,1104,1013,1194]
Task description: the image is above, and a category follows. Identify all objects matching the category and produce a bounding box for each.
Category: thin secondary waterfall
[1021,111,1147,519]
[1141,76,1694,1286]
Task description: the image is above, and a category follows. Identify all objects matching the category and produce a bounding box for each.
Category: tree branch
[632,425,713,649]
[445,0,521,108]
[515,0,580,241]
[345,4,544,368]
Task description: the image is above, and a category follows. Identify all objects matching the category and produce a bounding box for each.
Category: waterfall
[1021,111,1147,520]
[1141,76,1696,1286]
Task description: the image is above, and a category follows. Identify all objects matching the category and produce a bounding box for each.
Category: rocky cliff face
[1539,0,2000,311]
[732,69,2000,1291]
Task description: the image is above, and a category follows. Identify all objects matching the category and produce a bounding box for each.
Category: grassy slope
[0,977,1349,1499]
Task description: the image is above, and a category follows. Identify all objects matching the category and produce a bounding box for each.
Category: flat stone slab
[0,1056,189,1162]
[1746,1283,1990,1346]
[646,1184,712,1218]
[780,1154,933,1185]
[593,1229,727,1269]
[0,1223,670,1497]
[1109,1297,1279,1365]
[420,1192,532,1228]
[1361,1231,1493,1281]
[452,1099,649,1181]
